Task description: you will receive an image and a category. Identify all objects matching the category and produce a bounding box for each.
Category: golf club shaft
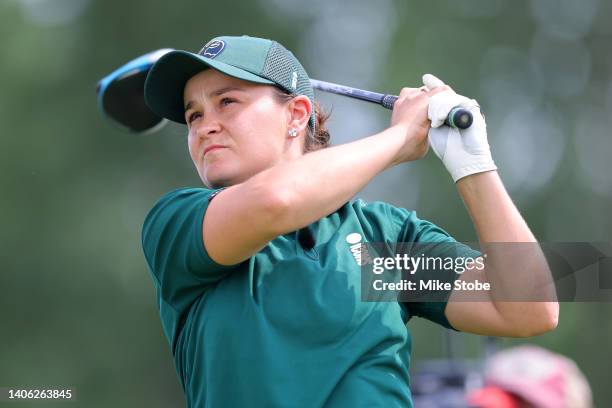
[310,79,473,129]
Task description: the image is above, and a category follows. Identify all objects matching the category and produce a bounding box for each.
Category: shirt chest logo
[345,233,373,266]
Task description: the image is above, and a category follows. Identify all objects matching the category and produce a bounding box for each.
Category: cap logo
[200,40,225,59]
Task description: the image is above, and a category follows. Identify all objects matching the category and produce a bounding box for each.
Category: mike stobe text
[373,279,491,291]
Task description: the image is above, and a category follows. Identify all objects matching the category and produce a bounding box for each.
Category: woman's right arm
[206,86,446,266]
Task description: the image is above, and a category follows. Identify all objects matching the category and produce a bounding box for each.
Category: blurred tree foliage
[1,0,611,406]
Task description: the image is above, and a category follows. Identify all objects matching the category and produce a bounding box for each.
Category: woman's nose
[195,117,222,139]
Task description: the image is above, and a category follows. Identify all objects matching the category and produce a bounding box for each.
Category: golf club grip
[382,95,473,129]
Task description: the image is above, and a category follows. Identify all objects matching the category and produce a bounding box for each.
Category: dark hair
[272,87,331,153]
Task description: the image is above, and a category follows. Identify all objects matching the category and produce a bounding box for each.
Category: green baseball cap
[144,35,316,131]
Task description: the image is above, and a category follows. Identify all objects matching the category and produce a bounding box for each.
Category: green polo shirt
[141,187,476,407]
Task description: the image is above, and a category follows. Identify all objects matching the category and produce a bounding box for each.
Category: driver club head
[96,48,174,133]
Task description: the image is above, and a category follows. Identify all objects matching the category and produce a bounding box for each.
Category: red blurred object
[471,345,592,408]
[467,385,522,408]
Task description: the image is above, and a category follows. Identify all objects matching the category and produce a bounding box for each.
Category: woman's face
[184,68,297,188]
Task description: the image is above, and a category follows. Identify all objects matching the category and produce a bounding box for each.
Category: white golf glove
[423,74,497,183]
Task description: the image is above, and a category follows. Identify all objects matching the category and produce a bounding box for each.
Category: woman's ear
[287,95,311,133]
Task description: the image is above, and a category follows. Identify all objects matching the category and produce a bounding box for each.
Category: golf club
[96,49,473,133]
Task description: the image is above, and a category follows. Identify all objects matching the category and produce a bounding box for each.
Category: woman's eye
[221,97,235,106]
[188,112,201,123]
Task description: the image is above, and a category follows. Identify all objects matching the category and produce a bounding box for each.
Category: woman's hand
[424,74,497,182]
[389,84,452,164]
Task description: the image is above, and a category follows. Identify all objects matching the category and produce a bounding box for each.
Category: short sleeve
[141,187,237,316]
[392,208,481,331]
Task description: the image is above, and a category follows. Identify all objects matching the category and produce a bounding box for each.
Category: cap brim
[144,50,274,124]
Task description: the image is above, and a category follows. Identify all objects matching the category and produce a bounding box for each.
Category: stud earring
[288,128,298,137]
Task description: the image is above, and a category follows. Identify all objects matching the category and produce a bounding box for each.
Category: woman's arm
[444,171,559,337]
[205,124,407,265]
[205,87,439,266]
[416,74,558,337]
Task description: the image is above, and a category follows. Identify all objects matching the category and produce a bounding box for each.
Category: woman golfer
[141,35,558,407]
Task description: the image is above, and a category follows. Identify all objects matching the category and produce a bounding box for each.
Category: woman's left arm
[445,171,559,337]
[421,74,558,337]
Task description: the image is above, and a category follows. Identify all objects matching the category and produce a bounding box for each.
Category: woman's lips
[204,145,226,156]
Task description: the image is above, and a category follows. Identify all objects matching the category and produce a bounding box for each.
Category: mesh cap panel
[262,42,316,132]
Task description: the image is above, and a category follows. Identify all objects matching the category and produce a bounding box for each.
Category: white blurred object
[530,31,591,100]
[493,106,566,200]
[573,106,612,197]
[479,46,544,113]
[529,0,600,41]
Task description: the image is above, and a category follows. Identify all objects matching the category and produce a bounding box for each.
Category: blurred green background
[2,0,611,406]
